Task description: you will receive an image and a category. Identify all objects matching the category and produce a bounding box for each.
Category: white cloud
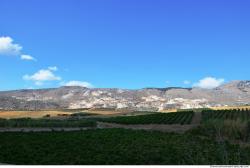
[193,77,225,89]
[21,54,36,61]
[0,36,36,61]
[64,80,93,88]
[183,80,191,85]
[48,66,58,71]
[0,36,22,56]
[23,67,61,86]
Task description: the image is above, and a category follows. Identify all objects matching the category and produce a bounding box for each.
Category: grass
[99,112,194,125]
[0,128,249,165]
[0,118,96,128]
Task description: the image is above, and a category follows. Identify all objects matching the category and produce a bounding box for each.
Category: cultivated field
[1,105,249,119]
[0,108,250,165]
[0,118,96,128]
[0,128,250,165]
[0,110,74,119]
[100,111,194,125]
[202,109,250,122]
[0,109,131,119]
[210,105,250,110]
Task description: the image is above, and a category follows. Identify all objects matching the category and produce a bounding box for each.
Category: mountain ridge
[0,80,249,111]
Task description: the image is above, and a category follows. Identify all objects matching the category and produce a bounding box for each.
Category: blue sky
[0,0,249,90]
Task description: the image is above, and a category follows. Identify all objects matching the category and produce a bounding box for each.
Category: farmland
[0,108,250,164]
[0,110,74,119]
[0,118,96,128]
[0,129,250,165]
[100,111,194,125]
[202,109,250,122]
[0,109,131,119]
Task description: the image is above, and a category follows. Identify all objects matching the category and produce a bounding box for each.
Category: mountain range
[0,80,249,111]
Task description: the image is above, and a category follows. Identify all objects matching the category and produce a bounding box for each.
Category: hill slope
[0,81,249,111]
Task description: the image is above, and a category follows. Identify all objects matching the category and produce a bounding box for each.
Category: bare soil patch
[97,122,196,133]
[0,111,73,119]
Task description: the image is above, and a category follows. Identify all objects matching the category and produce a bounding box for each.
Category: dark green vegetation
[0,118,96,128]
[202,109,250,122]
[192,119,250,143]
[0,129,250,165]
[100,111,194,125]
[200,109,250,143]
[0,109,250,165]
[70,112,97,117]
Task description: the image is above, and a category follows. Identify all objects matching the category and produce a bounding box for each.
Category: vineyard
[0,118,96,128]
[2,109,250,128]
[202,109,250,122]
[1,109,250,164]
[100,111,194,125]
[0,129,249,165]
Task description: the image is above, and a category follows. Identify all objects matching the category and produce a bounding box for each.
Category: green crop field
[0,109,250,165]
[0,118,96,128]
[0,128,250,165]
[202,109,250,122]
[99,111,194,125]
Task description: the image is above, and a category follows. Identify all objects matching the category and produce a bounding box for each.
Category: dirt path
[191,112,202,125]
[97,122,197,133]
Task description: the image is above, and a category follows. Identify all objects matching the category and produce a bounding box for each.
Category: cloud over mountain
[23,67,61,86]
[193,77,225,89]
[64,80,93,88]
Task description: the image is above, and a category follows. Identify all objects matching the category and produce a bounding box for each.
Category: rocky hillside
[0,80,249,111]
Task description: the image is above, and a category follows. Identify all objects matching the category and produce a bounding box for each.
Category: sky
[0,0,249,90]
